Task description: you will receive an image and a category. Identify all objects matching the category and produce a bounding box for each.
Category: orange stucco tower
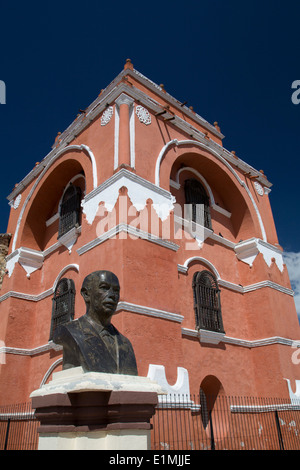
[0,60,299,406]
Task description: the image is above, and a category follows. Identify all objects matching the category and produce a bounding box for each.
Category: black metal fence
[151,394,300,450]
[1,395,300,450]
[0,402,39,450]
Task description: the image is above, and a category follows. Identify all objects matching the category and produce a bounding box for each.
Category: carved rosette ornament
[101,106,114,126]
[254,181,264,196]
[13,194,22,209]
[135,105,151,125]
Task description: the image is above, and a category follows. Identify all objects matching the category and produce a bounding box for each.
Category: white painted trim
[179,256,221,278]
[11,144,97,252]
[230,402,300,412]
[169,179,181,190]
[179,235,285,273]
[57,226,81,253]
[117,301,184,323]
[114,93,135,169]
[0,288,54,303]
[40,358,63,386]
[235,238,284,271]
[146,365,199,409]
[2,329,297,358]
[0,264,79,303]
[177,257,293,296]
[1,270,292,307]
[53,264,79,290]
[114,103,119,170]
[0,341,62,357]
[130,102,135,168]
[7,228,81,277]
[181,327,298,348]
[45,212,59,227]
[155,139,267,242]
[76,223,179,256]
[82,168,175,225]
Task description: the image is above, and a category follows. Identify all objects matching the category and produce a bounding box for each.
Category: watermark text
[291,80,300,104]
[0,80,6,104]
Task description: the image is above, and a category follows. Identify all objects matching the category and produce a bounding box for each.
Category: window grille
[184,178,212,230]
[58,184,82,238]
[192,270,224,333]
[49,278,75,340]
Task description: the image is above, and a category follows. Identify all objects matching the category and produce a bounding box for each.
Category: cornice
[7,69,271,203]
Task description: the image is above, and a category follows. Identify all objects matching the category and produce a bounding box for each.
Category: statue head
[80,271,120,326]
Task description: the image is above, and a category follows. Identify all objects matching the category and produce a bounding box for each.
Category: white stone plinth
[30,367,166,451]
[37,429,150,451]
[31,366,167,397]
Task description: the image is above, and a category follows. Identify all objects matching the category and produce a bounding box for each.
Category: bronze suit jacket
[53,314,138,375]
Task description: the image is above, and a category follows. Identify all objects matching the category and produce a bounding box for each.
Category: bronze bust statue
[53,271,138,375]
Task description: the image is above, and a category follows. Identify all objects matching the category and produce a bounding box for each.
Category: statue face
[82,271,120,324]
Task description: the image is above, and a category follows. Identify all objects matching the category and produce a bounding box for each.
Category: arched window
[58,184,82,238]
[192,270,224,333]
[184,178,212,229]
[49,278,75,340]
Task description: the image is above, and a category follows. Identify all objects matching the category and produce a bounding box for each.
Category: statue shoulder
[52,317,83,345]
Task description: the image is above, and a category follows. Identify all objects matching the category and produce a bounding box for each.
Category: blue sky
[0,0,299,312]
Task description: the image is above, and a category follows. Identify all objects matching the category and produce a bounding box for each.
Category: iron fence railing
[0,402,39,450]
[151,394,300,450]
[1,395,300,450]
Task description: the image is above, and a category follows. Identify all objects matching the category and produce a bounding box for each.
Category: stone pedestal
[30,367,166,450]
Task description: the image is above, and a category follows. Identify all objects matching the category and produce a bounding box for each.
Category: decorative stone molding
[284,378,300,401]
[117,301,183,323]
[199,329,226,345]
[101,106,113,126]
[147,365,198,409]
[174,215,213,249]
[114,93,135,169]
[0,233,11,288]
[6,226,81,278]
[254,181,264,196]
[115,93,135,108]
[178,256,292,296]
[58,226,81,253]
[235,238,284,271]
[0,341,62,357]
[16,247,44,278]
[77,223,179,256]
[81,168,175,225]
[181,327,299,348]
[13,194,22,209]
[135,105,151,125]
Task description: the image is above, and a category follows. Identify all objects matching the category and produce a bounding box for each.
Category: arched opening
[169,152,259,242]
[200,375,229,442]
[20,159,85,251]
